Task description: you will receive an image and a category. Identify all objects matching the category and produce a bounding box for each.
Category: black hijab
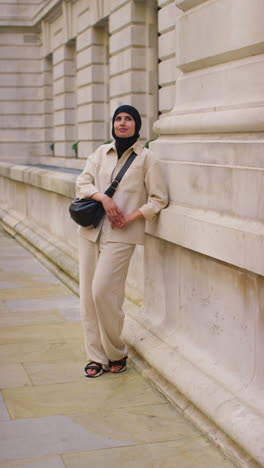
[112,105,142,158]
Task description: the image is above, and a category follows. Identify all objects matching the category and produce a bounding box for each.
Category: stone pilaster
[158,0,180,115]
[76,19,109,158]
[0,29,41,161]
[39,55,54,157]
[52,43,77,158]
[140,0,264,465]
[109,0,158,141]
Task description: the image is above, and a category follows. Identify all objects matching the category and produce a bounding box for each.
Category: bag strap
[104,151,137,198]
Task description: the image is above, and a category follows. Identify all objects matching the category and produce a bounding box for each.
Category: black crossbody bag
[69,151,137,228]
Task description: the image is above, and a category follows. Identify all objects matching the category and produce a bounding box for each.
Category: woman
[76,104,168,377]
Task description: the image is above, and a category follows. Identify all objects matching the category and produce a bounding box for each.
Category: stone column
[76,22,108,158]
[109,0,158,141]
[53,43,77,157]
[39,55,53,157]
[126,0,264,465]
[158,0,179,115]
[0,29,41,161]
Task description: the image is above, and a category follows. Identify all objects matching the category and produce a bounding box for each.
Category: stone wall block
[158,2,178,34]
[54,125,76,142]
[175,0,208,11]
[42,86,53,102]
[0,143,38,160]
[110,48,146,76]
[143,235,261,389]
[42,70,53,87]
[0,31,37,46]
[77,102,105,123]
[76,45,105,70]
[0,45,39,60]
[163,162,264,222]
[53,77,75,96]
[77,64,104,87]
[53,110,76,126]
[52,45,73,66]
[110,71,147,97]
[53,60,75,81]
[110,24,146,54]
[78,140,100,158]
[77,27,105,52]
[0,73,42,88]
[3,101,41,115]
[177,0,264,72]
[55,141,75,158]
[0,115,43,129]
[77,84,105,105]
[110,0,129,13]
[78,122,105,140]
[158,29,176,60]
[1,128,43,142]
[151,138,264,169]
[110,94,147,116]
[0,87,41,101]
[0,59,40,73]
[54,93,76,111]
[158,57,176,86]
[159,85,176,114]
[175,55,264,112]
[43,113,53,128]
[109,2,145,34]
[77,7,91,34]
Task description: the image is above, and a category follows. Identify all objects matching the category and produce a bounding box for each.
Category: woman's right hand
[91,193,124,226]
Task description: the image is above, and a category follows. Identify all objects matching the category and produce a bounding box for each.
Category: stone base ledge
[38,156,86,170]
[0,161,76,198]
[0,206,79,296]
[124,301,264,468]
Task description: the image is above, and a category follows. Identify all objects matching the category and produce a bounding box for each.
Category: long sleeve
[75,153,99,199]
[138,159,169,223]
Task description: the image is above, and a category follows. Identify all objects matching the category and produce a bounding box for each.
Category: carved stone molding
[89,0,110,27]
[154,107,264,135]
[175,0,208,11]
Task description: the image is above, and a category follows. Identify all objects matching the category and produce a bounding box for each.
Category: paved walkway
[0,227,236,468]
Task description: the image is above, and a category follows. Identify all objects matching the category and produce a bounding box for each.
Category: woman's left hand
[112,210,144,229]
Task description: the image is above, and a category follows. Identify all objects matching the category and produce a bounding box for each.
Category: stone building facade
[1,1,264,466]
[0,0,176,162]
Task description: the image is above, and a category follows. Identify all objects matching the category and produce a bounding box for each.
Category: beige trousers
[78,232,135,370]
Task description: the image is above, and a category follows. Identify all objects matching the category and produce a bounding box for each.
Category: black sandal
[84,362,105,378]
[109,356,127,374]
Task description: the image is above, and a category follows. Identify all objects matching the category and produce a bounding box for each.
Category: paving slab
[0,393,10,421]
[5,296,80,322]
[0,271,61,286]
[0,340,86,365]
[0,257,62,276]
[67,403,203,444]
[62,438,234,468]
[0,309,65,327]
[0,285,71,300]
[0,227,236,468]
[23,359,86,386]
[0,363,32,389]
[0,455,66,468]
[0,415,131,461]
[0,322,82,345]
[3,370,167,419]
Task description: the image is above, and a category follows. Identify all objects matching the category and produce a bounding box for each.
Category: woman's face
[114,112,136,138]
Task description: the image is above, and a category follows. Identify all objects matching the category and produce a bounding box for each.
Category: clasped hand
[102,196,128,229]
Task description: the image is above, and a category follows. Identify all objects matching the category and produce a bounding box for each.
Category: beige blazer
[76,140,168,244]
